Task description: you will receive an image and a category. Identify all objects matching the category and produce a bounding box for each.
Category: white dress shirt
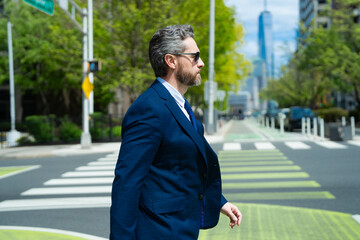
[157,77,191,121]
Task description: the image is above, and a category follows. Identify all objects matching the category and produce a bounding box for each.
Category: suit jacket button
[199,194,204,200]
[203,173,207,179]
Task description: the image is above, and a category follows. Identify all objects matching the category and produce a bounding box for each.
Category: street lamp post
[6,20,21,146]
[88,0,94,114]
[206,0,216,134]
[58,0,92,148]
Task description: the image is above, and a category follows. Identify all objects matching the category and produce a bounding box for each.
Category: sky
[224,0,299,77]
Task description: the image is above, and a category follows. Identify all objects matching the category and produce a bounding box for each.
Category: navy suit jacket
[110,80,227,240]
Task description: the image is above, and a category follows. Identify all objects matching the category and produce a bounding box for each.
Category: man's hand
[220,202,242,229]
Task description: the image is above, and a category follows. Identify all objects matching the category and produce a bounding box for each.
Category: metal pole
[88,0,94,114]
[6,20,20,146]
[307,117,311,135]
[320,118,325,140]
[313,118,318,138]
[7,21,15,132]
[280,114,284,135]
[206,0,215,134]
[301,117,305,135]
[81,8,91,148]
[350,116,355,137]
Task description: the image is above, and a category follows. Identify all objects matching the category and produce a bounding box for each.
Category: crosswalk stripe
[348,141,360,147]
[223,143,241,150]
[21,186,112,196]
[44,178,114,185]
[220,149,282,155]
[62,171,113,177]
[0,197,110,212]
[88,162,115,166]
[220,156,288,161]
[221,172,309,180]
[220,160,294,166]
[98,157,117,161]
[285,141,311,149]
[76,166,115,171]
[315,141,347,149]
[225,191,335,201]
[221,166,301,173]
[254,142,276,150]
[222,181,320,189]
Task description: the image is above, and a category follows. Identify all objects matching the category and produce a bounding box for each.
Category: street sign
[24,0,54,15]
[82,75,94,99]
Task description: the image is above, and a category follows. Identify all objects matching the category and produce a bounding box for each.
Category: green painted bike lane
[225,119,307,141]
[198,149,360,239]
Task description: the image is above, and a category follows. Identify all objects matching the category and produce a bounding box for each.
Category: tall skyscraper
[258,1,274,79]
[299,0,331,30]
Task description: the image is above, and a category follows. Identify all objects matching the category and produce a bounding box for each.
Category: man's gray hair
[149,24,194,77]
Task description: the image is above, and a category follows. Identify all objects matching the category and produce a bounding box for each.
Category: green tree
[0,0,250,119]
[261,0,360,110]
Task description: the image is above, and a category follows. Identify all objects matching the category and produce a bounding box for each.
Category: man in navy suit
[110,24,242,240]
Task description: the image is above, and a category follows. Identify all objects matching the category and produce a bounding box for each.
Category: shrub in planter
[314,108,348,122]
[59,117,81,143]
[25,115,52,143]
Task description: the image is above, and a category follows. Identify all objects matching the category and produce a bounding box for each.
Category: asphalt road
[0,121,359,238]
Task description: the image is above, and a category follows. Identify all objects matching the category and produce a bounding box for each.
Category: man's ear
[164,54,177,70]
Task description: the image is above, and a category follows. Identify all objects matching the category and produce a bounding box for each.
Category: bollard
[302,117,305,135]
[266,117,270,128]
[280,114,284,135]
[307,118,311,135]
[351,116,355,137]
[320,118,325,140]
[313,118,318,138]
[342,116,346,126]
[271,117,275,130]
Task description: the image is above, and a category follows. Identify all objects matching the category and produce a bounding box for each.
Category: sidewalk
[0,142,122,160]
[0,121,230,160]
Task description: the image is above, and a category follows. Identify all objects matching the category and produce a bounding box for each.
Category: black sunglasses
[171,52,200,62]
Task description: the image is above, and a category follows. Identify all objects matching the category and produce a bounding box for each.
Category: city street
[0,119,360,239]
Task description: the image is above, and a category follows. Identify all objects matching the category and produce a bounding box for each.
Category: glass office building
[258,10,274,79]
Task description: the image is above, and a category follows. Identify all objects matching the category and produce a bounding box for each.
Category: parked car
[284,106,314,131]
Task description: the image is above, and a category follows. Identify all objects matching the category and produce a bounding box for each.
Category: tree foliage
[0,0,250,119]
[261,0,360,111]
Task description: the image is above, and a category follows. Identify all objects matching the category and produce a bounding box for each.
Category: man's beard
[175,64,201,87]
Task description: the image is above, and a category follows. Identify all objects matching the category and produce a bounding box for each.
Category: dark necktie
[184,100,197,131]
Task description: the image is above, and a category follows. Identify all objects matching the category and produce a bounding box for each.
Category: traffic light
[88,60,101,73]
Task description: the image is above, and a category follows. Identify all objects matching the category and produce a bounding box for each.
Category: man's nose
[198,57,205,68]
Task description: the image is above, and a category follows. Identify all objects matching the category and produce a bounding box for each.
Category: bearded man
[110,24,242,240]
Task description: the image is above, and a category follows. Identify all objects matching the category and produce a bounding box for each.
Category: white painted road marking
[254,142,276,150]
[348,141,360,147]
[21,186,112,195]
[315,141,347,149]
[0,197,110,212]
[62,171,114,177]
[44,177,114,185]
[88,161,115,166]
[76,166,115,171]
[284,141,311,150]
[223,143,241,150]
[0,165,41,180]
[353,215,360,225]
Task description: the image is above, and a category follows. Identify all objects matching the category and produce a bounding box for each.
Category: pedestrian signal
[88,60,101,73]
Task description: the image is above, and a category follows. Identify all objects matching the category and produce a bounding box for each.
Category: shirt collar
[157,77,185,108]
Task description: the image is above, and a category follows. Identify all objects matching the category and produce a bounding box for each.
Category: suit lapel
[151,80,207,165]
